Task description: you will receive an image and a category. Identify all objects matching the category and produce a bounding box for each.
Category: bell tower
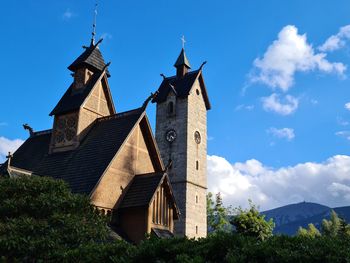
[153,47,211,238]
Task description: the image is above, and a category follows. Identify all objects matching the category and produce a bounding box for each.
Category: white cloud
[251,25,346,91]
[62,9,75,21]
[267,127,295,141]
[319,25,350,52]
[310,99,318,105]
[336,131,350,141]
[337,117,349,126]
[345,102,350,111]
[261,93,299,115]
[0,137,24,163]
[235,104,255,111]
[207,154,350,211]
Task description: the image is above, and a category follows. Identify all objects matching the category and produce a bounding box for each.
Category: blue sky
[1,0,350,210]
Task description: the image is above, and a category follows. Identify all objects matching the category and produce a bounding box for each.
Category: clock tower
[153,48,211,238]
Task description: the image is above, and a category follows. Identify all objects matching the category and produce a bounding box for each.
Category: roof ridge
[96,108,143,123]
[32,129,52,137]
[164,69,201,80]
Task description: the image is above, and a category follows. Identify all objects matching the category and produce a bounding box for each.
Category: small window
[196,89,200,95]
[196,226,198,234]
[196,195,198,204]
[196,161,199,170]
[168,102,174,115]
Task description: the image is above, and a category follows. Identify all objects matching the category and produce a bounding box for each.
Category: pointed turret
[174,48,191,78]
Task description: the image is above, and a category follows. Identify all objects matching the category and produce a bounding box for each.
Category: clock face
[166,129,177,143]
[194,131,201,144]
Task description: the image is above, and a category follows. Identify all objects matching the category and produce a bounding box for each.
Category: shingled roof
[119,173,164,208]
[68,41,110,77]
[0,109,144,194]
[119,172,179,218]
[50,70,109,116]
[152,70,211,110]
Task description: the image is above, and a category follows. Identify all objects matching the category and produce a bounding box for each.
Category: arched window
[168,101,174,115]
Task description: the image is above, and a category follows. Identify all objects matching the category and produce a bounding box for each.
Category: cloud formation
[267,127,295,141]
[345,102,350,111]
[0,137,24,163]
[336,131,350,141]
[251,25,346,91]
[235,104,255,111]
[207,155,350,211]
[319,25,350,52]
[261,93,299,115]
[62,9,75,21]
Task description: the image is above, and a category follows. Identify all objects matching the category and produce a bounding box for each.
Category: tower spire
[91,1,98,46]
[174,36,191,78]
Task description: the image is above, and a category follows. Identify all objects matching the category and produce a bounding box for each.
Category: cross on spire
[181,35,186,49]
[91,1,98,45]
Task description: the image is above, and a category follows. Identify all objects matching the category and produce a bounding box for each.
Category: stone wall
[155,76,208,238]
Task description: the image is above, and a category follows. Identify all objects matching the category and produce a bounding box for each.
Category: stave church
[0,30,211,243]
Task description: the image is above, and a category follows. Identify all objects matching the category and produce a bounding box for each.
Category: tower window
[168,102,175,116]
[196,195,198,204]
[196,226,198,234]
[196,161,199,170]
[196,89,200,95]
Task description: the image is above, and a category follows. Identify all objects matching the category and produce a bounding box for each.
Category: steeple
[91,2,98,46]
[174,48,191,78]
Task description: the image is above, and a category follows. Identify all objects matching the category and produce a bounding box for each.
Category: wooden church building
[0,34,210,243]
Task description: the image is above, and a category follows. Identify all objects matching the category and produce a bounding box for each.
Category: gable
[90,114,163,209]
[83,75,115,116]
[153,70,211,110]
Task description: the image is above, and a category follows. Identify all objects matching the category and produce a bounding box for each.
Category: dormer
[49,39,116,153]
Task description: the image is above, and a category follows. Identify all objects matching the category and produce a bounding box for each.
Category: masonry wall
[155,77,208,238]
[185,78,207,238]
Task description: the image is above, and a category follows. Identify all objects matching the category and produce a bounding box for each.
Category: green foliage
[0,176,110,261]
[2,176,350,262]
[207,192,231,233]
[231,200,275,241]
[322,210,342,237]
[297,223,321,238]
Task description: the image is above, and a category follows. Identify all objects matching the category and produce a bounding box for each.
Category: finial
[165,159,173,171]
[6,152,13,169]
[160,73,166,79]
[142,91,159,109]
[199,61,207,70]
[91,1,98,46]
[23,124,34,137]
[181,35,186,49]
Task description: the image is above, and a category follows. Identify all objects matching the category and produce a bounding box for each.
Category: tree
[231,200,274,241]
[297,223,321,238]
[207,192,231,233]
[0,176,110,261]
[321,210,342,237]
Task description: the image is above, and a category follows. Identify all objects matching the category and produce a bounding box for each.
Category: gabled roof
[119,172,179,219]
[174,48,191,69]
[0,108,145,194]
[68,42,110,77]
[152,69,211,110]
[151,228,174,238]
[50,69,113,116]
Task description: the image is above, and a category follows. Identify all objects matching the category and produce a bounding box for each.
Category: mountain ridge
[261,202,350,235]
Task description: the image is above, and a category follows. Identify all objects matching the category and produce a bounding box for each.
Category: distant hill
[261,202,350,236]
